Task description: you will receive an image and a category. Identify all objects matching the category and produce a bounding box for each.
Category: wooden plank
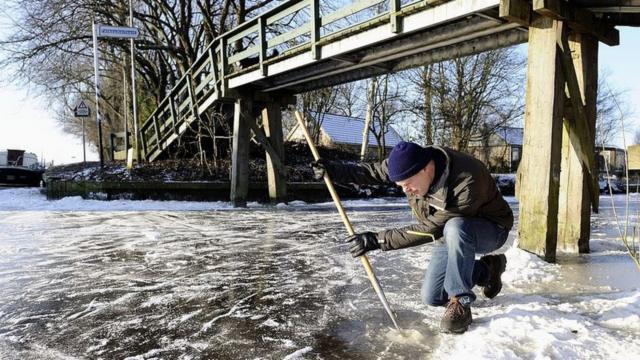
[220,38,228,96]
[208,47,218,88]
[266,24,311,48]
[266,0,310,26]
[169,97,179,135]
[228,46,260,64]
[533,0,620,46]
[194,72,215,94]
[231,97,252,207]
[186,74,200,124]
[311,0,320,60]
[558,32,598,254]
[246,114,287,198]
[499,0,532,26]
[259,17,267,76]
[227,22,259,45]
[321,0,386,26]
[263,104,287,202]
[391,0,403,33]
[518,16,565,262]
[247,116,284,172]
[152,115,162,151]
[140,126,149,161]
[558,31,599,211]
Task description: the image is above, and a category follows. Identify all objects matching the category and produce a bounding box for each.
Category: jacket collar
[425,146,450,209]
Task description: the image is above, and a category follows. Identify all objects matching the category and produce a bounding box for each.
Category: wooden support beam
[499,0,532,26]
[558,30,600,211]
[246,118,285,172]
[558,32,598,254]
[262,103,287,203]
[533,0,620,46]
[231,97,252,207]
[518,16,565,262]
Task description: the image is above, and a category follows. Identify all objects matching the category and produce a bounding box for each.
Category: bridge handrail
[139,0,438,161]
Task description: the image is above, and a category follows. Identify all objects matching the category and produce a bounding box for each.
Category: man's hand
[345,231,380,258]
[310,158,332,180]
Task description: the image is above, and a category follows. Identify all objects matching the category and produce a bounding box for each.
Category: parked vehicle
[0,149,45,187]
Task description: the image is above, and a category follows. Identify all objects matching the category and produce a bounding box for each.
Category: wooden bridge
[136,0,640,261]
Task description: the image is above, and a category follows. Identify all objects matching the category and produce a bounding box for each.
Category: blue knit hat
[388,141,431,182]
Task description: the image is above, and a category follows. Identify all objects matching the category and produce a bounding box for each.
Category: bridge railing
[139,0,437,161]
[139,45,222,161]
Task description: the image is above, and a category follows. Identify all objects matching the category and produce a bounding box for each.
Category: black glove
[310,158,332,180]
[346,231,380,258]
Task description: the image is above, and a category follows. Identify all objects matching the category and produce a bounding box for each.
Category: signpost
[129,0,140,163]
[96,24,139,39]
[74,100,90,117]
[92,22,139,167]
[74,100,91,165]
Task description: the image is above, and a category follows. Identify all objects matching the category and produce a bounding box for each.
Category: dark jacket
[326,146,514,250]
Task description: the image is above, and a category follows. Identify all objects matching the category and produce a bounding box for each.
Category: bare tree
[401,48,525,152]
[299,86,340,145]
[0,0,274,159]
[595,74,631,146]
[367,74,406,159]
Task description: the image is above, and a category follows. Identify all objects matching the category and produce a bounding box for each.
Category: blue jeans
[421,217,509,307]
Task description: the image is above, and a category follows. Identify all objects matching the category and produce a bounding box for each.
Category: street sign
[74,100,91,117]
[96,24,139,39]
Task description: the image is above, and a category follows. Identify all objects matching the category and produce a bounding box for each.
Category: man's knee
[443,217,468,239]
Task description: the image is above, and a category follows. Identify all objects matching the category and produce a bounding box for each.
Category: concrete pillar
[231,97,251,207]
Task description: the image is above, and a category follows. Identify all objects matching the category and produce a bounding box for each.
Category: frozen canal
[0,188,638,359]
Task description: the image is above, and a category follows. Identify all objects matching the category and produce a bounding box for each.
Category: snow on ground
[0,188,638,359]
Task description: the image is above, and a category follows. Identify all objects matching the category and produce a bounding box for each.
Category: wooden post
[311,0,320,60]
[258,17,267,76]
[231,97,252,207]
[518,16,565,262]
[391,0,402,33]
[558,32,598,254]
[262,102,287,203]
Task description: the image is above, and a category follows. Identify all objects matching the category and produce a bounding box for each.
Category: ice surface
[0,188,638,359]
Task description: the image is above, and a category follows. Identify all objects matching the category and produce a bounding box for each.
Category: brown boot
[440,297,472,334]
[480,254,507,299]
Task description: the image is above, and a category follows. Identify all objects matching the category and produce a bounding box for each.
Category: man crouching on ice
[312,141,514,334]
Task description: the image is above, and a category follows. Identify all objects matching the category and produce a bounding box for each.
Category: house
[596,145,626,176]
[628,144,640,171]
[286,112,403,157]
[468,127,523,173]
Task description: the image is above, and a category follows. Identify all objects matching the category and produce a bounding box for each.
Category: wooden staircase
[139,45,223,162]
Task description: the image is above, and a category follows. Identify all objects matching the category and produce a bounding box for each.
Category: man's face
[395,161,435,197]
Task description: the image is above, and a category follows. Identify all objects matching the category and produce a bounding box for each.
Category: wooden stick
[293,110,400,330]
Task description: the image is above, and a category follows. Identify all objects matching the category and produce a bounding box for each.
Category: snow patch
[283,346,313,360]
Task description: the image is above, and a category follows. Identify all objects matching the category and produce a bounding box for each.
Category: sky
[0,26,639,165]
